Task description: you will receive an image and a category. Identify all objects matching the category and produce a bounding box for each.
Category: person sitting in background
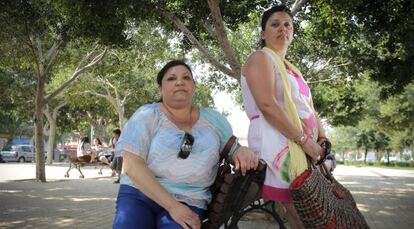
[77,136,96,163]
[94,137,112,165]
[93,138,105,153]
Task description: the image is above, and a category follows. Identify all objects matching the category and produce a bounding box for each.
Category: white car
[0,145,34,162]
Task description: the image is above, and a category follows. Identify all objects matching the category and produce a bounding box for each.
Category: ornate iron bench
[202,160,286,229]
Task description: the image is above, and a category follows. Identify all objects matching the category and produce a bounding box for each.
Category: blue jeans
[113,185,206,229]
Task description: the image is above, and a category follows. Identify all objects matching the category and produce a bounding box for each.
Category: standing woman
[113,60,258,229]
[109,129,122,182]
[241,5,327,229]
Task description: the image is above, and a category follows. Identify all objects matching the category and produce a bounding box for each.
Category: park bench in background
[63,157,110,178]
[61,144,114,179]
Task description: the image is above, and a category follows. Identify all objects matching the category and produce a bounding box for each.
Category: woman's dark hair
[259,4,293,48]
[95,138,103,146]
[81,136,90,143]
[112,129,121,136]
[156,60,193,87]
[81,136,90,150]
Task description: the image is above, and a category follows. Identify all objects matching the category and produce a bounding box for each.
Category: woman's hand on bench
[232,146,259,176]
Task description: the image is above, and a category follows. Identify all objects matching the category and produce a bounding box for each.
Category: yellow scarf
[262,47,307,178]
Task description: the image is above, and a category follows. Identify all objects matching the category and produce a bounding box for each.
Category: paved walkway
[0,163,413,228]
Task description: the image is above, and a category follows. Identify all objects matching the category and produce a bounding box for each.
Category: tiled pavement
[0,163,413,228]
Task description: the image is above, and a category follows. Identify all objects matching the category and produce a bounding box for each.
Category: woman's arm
[315,113,327,140]
[84,143,96,155]
[244,51,302,140]
[232,145,259,176]
[243,51,322,160]
[122,151,201,229]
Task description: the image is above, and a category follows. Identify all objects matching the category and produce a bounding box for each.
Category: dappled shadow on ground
[239,173,414,229]
[0,179,118,228]
[336,174,414,229]
[0,172,413,229]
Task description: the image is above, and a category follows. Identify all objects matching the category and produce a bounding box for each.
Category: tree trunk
[35,76,46,182]
[95,122,106,139]
[386,150,390,165]
[86,114,107,140]
[46,119,57,164]
[44,102,65,164]
[30,38,106,182]
[375,150,382,162]
[119,106,125,129]
[364,147,368,163]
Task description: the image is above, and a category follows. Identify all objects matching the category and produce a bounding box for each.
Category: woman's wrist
[293,132,309,146]
[292,131,302,142]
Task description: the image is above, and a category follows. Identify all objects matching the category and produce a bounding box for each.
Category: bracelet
[301,134,309,146]
[293,132,308,146]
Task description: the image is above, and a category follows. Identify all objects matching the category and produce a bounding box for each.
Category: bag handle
[219,135,237,162]
[305,140,333,178]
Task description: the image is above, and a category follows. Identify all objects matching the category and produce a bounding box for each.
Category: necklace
[162,103,193,129]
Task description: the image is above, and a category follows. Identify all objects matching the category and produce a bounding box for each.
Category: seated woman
[93,137,111,165]
[112,60,259,229]
[93,138,105,153]
[76,136,96,163]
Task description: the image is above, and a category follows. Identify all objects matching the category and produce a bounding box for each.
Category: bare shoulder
[245,50,267,66]
[242,50,271,76]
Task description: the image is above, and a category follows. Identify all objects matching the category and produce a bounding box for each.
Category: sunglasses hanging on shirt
[178,132,194,159]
